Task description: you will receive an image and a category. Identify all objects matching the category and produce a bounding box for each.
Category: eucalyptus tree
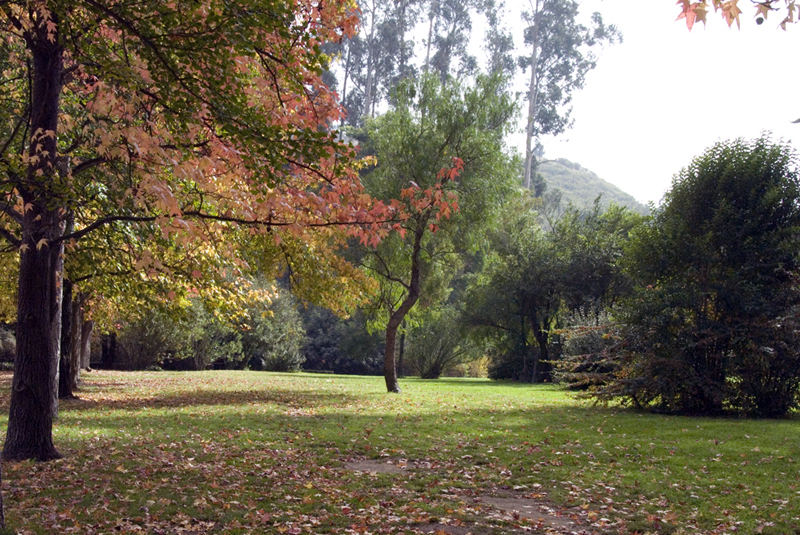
[520,0,620,189]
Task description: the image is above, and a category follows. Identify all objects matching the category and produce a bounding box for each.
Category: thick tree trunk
[4,216,65,461]
[383,223,425,393]
[3,16,66,462]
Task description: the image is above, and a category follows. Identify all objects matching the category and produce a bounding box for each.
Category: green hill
[537,158,649,215]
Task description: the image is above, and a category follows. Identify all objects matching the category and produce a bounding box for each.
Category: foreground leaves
[1,371,798,534]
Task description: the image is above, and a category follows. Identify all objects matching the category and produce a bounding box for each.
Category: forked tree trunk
[2,16,66,462]
[383,223,425,393]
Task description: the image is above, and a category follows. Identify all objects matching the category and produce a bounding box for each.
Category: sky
[529,1,800,205]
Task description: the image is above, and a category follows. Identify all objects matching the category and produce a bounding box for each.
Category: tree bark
[3,15,66,462]
[58,279,75,399]
[69,293,83,390]
[523,0,541,190]
[383,223,425,392]
[80,320,93,370]
[4,214,65,461]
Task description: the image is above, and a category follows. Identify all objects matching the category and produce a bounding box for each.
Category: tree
[600,137,800,416]
[677,0,798,30]
[360,73,517,392]
[0,0,388,461]
[519,0,619,189]
[466,196,640,382]
[422,0,480,82]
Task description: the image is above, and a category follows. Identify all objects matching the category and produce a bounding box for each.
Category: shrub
[553,324,621,390]
[599,137,800,416]
[406,308,476,379]
[241,288,305,372]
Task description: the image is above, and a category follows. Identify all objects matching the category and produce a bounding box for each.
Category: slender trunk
[397,323,406,378]
[383,223,425,392]
[0,463,4,530]
[531,322,549,383]
[341,45,351,109]
[362,0,377,121]
[398,0,408,77]
[58,278,74,399]
[424,0,438,73]
[80,320,93,370]
[69,293,84,389]
[523,0,541,190]
[3,19,65,462]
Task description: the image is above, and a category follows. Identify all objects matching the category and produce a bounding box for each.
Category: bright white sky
[524,0,799,205]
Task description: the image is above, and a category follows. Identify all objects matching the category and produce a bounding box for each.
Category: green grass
[1,370,799,534]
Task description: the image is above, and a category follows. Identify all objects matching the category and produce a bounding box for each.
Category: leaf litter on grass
[1,370,799,534]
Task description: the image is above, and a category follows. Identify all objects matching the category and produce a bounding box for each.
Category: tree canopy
[0,0,389,461]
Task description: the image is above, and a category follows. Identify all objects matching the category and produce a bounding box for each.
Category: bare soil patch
[343,458,409,474]
[479,495,583,531]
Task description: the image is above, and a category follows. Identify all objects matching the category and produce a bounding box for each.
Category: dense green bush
[599,137,800,416]
[406,308,476,379]
[301,307,383,375]
[116,302,245,371]
[242,289,306,372]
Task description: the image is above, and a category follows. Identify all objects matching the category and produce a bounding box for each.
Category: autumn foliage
[677,0,798,29]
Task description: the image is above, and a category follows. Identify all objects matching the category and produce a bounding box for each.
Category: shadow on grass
[59,387,362,412]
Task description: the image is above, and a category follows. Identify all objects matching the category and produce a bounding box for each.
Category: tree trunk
[397,324,406,378]
[101,332,117,368]
[531,322,549,383]
[383,223,425,393]
[58,279,74,399]
[0,462,5,531]
[4,215,65,461]
[3,18,66,462]
[523,0,541,190]
[423,0,438,73]
[69,294,82,390]
[80,320,93,370]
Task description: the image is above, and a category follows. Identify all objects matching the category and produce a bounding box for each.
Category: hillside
[537,158,649,214]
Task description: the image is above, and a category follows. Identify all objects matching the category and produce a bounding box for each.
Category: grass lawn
[1,370,798,534]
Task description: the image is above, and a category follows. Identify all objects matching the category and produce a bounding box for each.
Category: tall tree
[336,0,422,126]
[520,0,619,189]
[360,73,516,392]
[0,0,387,461]
[423,0,478,82]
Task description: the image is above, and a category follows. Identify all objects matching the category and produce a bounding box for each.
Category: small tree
[360,73,517,392]
[600,137,800,416]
